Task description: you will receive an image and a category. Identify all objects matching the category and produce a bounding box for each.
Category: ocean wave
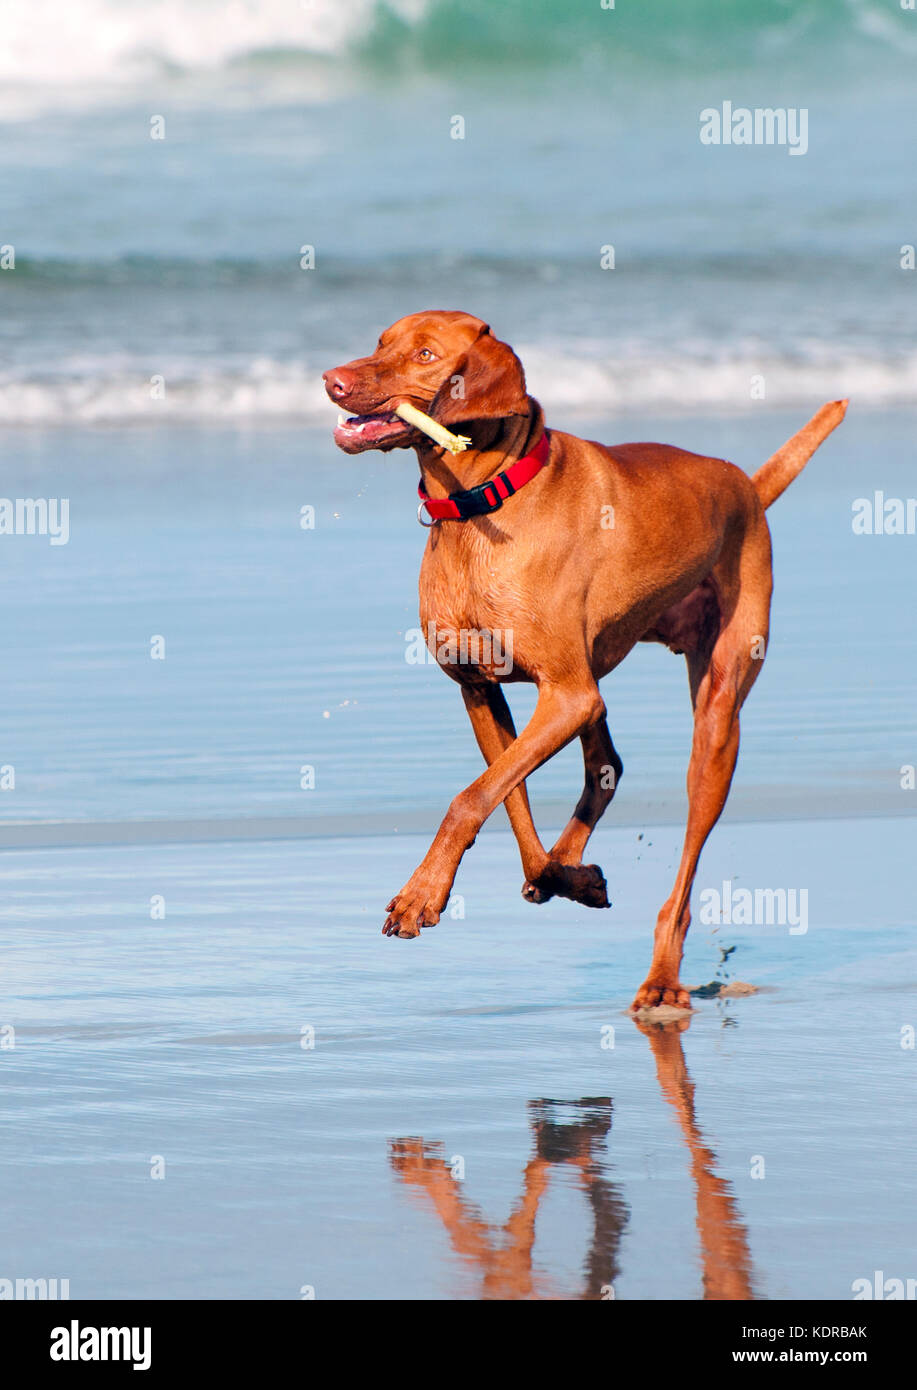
[2,0,914,96]
[0,0,388,85]
[2,344,913,426]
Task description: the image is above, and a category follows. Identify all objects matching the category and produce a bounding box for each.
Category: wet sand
[3,814,914,1299]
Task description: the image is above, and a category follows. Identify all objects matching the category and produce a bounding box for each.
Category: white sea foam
[1,344,913,426]
[0,0,423,84]
[0,0,431,116]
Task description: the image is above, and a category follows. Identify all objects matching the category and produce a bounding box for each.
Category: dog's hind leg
[522,718,621,909]
[633,523,772,1011]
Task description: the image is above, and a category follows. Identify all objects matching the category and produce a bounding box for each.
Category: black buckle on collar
[450,472,514,519]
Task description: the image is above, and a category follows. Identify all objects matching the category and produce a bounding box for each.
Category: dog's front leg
[460,683,550,886]
[383,680,605,938]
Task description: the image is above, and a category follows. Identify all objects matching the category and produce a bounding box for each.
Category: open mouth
[333,410,415,453]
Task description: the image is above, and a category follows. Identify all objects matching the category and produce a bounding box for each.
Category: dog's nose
[323,367,355,401]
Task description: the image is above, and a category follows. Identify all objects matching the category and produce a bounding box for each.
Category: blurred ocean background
[2,1,917,1303]
[0,0,915,425]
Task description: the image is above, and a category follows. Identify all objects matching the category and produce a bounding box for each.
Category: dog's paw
[522,861,610,909]
[382,889,441,938]
[631,980,692,1013]
[566,863,611,908]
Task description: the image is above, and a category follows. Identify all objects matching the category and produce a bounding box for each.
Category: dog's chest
[419,538,532,679]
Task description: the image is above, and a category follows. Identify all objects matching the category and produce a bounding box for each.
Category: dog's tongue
[334,410,408,449]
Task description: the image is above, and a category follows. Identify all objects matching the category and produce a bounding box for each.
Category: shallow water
[3,815,915,1299]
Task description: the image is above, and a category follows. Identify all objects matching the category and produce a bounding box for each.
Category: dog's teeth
[337,413,347,426]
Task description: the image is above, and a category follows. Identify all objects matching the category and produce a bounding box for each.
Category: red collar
[417,430,551,525]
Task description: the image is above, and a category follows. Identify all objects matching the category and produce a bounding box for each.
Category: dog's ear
[430,326,528,425]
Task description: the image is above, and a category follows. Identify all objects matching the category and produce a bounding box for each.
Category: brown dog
[324,310,846,1010]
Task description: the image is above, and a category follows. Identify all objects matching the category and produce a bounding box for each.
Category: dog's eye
[416,348,437,363]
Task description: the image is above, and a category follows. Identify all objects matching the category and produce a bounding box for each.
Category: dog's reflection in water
[389,1019,754,1300]
[390,1096,625,1300]
[635,1016,754,1300]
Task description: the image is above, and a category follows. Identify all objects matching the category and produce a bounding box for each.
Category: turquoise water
[1,2,915,422]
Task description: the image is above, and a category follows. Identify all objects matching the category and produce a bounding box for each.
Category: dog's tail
[752,399,848,510]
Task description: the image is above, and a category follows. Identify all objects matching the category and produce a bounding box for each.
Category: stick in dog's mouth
[332,401,471,455]
[393,401,471,454]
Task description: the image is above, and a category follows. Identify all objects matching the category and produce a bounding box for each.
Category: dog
[324,310,846,1010]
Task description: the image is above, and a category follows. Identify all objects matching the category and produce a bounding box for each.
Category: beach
[1,0,915,1301]
[3,411,916,1298]
[4,815,916,1300]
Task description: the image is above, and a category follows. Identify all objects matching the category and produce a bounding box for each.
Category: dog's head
[323,310,529,453]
